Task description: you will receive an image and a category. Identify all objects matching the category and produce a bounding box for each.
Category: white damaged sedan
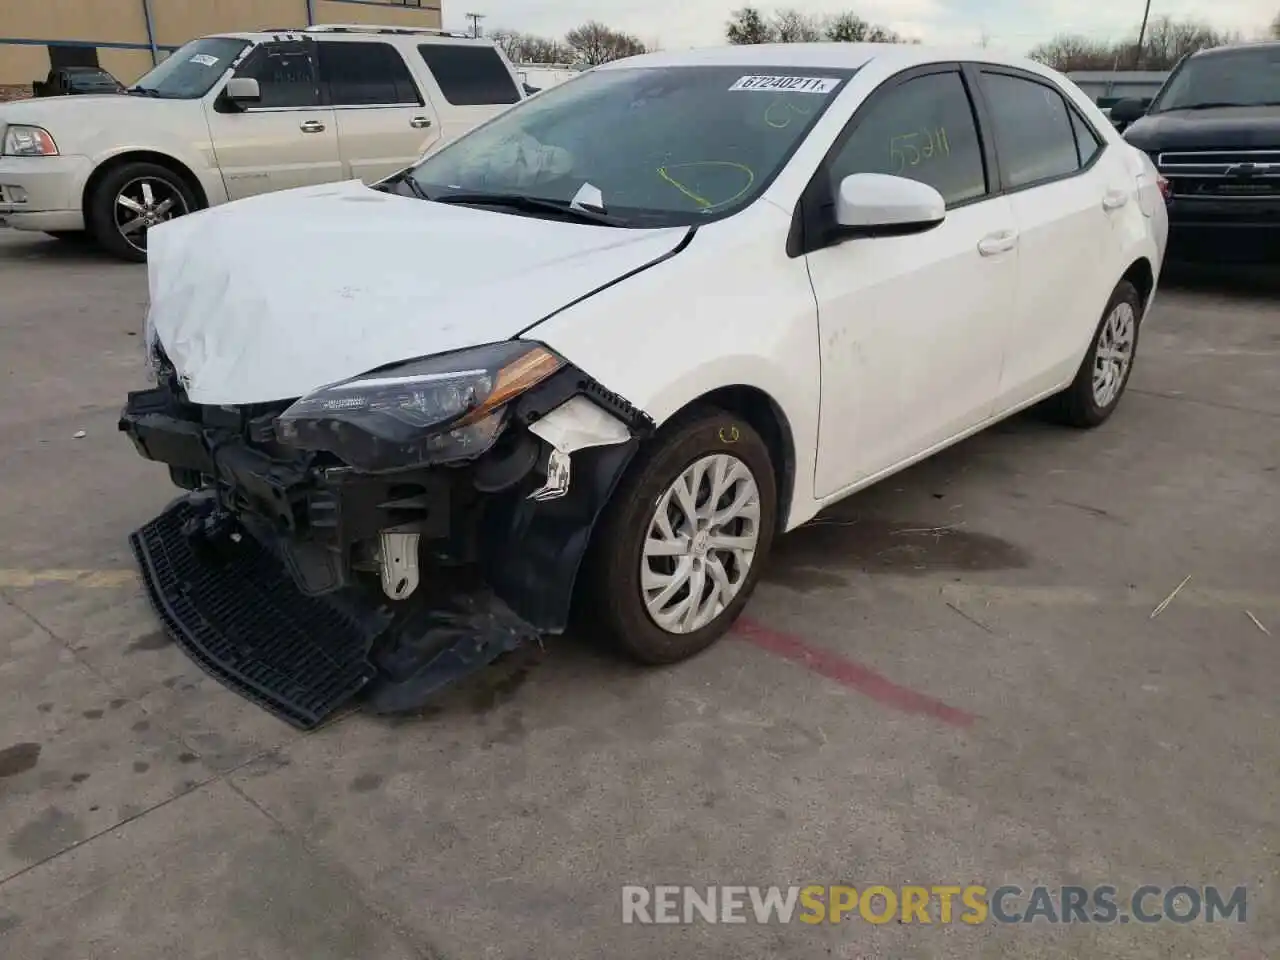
[121,43,1167,725]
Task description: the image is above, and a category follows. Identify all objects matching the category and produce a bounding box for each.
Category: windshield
[1149,47,1280,112]
[129,37,250,99]
[406,65,857,227]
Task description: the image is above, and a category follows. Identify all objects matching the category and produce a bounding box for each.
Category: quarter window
[318,41,421,106]
[827,71,987,207]
[1069,108,1102,167]
[980,72,1081,188]
[416,44,520,105]
[236,42,320,108]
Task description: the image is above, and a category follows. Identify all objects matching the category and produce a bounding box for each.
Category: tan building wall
[0,0,444,89]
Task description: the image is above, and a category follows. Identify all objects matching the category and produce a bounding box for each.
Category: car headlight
[2,125,59,157]
[276,341,565,472]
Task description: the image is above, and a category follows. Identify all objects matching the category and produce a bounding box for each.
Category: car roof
[596,42,1057,78]
[1190,39,1280,59]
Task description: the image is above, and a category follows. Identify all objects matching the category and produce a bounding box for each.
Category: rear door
[972,66,1123,408]
[414,42,522,146]
[205,39,342,200]
[317,39,439,183]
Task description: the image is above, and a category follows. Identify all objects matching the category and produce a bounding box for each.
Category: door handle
[409,116,432,129]
[1102,190,1129,210]
[299,119,326,133]
[977,230,1018,256]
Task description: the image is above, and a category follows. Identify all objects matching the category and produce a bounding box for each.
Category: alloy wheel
[114,177,188,254]
[640,453,761,634]
[1092,300,1136,408]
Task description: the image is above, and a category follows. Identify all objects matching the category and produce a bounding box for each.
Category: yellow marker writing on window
[657,161,756,210]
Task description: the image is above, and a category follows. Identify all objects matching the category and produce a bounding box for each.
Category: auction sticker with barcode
[729,75,841,93]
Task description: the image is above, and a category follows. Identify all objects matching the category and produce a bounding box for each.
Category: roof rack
[301,23,475,39]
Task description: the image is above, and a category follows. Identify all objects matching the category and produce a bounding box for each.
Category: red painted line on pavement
[733,617,977,728]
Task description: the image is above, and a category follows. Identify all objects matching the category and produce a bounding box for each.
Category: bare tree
[1027,35,1117,71]
[824,11,903,42]
[772,8,824,42]
[489,28,575,64]
[565,21,647,66]
[726,6,775,44]
[1028,18,1235,72]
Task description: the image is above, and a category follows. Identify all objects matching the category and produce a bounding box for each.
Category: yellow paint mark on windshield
[657,161,756,210]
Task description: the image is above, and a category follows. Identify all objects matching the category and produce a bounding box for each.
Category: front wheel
[587,409,777,664]
[1046,279,1142,428]
[87,161,196,263]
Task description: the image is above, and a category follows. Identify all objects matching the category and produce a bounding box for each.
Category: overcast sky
[452,0,1278,54]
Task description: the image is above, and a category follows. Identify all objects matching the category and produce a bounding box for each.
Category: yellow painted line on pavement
[0,568,137,589]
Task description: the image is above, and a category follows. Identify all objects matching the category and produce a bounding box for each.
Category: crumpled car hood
[145,179,688,405]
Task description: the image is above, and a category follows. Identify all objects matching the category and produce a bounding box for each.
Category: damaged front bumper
[119,357,652,727]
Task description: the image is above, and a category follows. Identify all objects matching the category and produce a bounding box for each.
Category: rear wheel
[588,409,777,664]
[1046,279,1142,428]
[87,161,196,262]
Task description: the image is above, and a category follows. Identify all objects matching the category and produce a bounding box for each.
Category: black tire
[587,408,777,665]
[1045,279,1143,428]
[87,161,197,263]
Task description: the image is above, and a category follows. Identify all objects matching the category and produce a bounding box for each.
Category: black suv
[1111,42,1280,263]
[32,66,125,97]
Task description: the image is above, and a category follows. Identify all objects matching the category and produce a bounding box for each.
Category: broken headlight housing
[275,341,564,472]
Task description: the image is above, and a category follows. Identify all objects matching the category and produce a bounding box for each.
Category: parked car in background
[1113,40,1280,263]
[0,24,524,260]
[33,66,125,97]
[120,43,1169,725]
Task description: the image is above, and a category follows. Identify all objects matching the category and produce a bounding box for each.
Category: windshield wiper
[1163,101,1257,111]
[379,170,429,200]
[430,191,626,226]
[126,85,162,97]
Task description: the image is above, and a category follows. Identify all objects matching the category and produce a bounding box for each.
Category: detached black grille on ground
[129,498,388,730]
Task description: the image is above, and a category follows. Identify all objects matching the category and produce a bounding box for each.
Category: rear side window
[318,41,421,106]
[416,44,520,105]
[980,72,1081,188]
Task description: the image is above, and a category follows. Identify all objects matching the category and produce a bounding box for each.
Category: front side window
[318,41,421,106]
[130,37,249,99]
[827,71,987,207]
[1149,47,1280,112]
[981,72,1080,188]
[417,44,521,105]
[407,65,857,227]
[234,41,321,109]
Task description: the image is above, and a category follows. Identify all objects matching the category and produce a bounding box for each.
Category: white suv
[0,24,524,260]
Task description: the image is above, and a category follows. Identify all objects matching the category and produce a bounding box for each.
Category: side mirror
[224,76,261,107]
[1109,98,1147,125]
[834,173,945,237]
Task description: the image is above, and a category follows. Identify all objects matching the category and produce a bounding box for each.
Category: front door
[805,67,1018,498]
[205,40,341,201]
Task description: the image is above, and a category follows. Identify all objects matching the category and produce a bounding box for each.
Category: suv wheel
[88,161,196,263]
